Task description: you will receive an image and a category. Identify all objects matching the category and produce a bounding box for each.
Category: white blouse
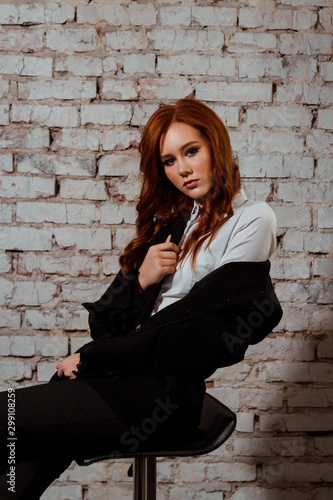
[151,188,277,315]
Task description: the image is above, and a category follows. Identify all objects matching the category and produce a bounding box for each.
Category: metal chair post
[133,456,156,500]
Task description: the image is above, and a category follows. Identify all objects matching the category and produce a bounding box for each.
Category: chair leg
[133,457,156,500]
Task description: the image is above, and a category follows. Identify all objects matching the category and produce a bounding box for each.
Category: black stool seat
[78,393,236,499]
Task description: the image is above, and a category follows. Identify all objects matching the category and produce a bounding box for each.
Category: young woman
[0,98,282,498]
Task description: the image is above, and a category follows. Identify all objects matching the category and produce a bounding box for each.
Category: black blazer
[76,214,283,428]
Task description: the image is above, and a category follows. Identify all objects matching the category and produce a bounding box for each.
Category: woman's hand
[138,235,179,290]
[56,353,80,379]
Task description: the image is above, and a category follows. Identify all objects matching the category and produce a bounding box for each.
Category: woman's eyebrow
[160,141,200,161]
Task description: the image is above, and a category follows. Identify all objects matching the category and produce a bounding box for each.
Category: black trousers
[0,377,131,499]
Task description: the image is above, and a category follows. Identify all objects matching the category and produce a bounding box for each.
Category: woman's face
[160,122,213,205]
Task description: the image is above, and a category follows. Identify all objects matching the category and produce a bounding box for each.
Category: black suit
[0,213,282,498]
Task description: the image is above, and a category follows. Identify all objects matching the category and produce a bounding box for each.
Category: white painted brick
[129,4,156,26]
[293,9,318,29]
[102,128,141,151]
[246,337,314,362]
[233,436,307,457]
[235,412,255,432]
[40,484,83,500]
[24,308,88,331]
[317,208,333,228]
[0,227,52,251]
[45,4,74,24]
[99,153,140,176]
[101,79,138,100]
[239,56,316,80]
[192,6,237,26]
[35,336,68,357]
[131,103,159,126]
[18,253,99,277]
[260,413,333,433]
[0,308,20,329]
[102,253,121,275]
[12,104,79,128]
[319,6,333,32]
[18,4,45,24]
[241,181,272,201]
[0,4,18,24]
[0,55,52,76]
[280,34,332,55]
[112,178,141,202]
[0,359,31,381]
[60,179,106,201]
[206,462,256,482]
[249,131,304,153]
[102,56,118,73]
[308,131,333,154]
[0,278,13,305]
[313,307,333,333]
[315,437,333,456]
[318,339,333,359]
[316,158,332,179]
[62,282,106,304]
[231,488,311,500]
[81,104,132,126]
[17,154,95,177]
[178,462,205,482]
[113,227,136,249]
[239,155,283,178]
[66,204,98,225]
[277,305,309,331]
[283,156,314,179]
[277,181,331,203]
[10,336,35,356]
[247,106,312,128]
[10,281,57,306]
[123,54,155,74]
[18,78,96,100]
[210,105,239,128]
[320,61,333,81]
[54,228,111,251]
[0,79,9,98]
[37,361,58,382]
[105,31,148,51]
[286,387,333,407]
[0,252,12,273]
[228,33,276,53]
[16,202,65,223]
[70,336,91,354]
[139,77,193,100]
[51,128,99,152]
[271,257,311,279]
[160,7,191,26]
[148,28,224,51]
[0,126,49,149]
[279,0,331,5]
[0,176,55,199]
[0,154,13,172]
[61,460,108,482]
[260,361,333,382]
[55,56,102,76]
[282,230,333,253]
[158,55,235,77]
[239,8,293,29]
[0,104,9,125]
[46,26,97,52]
[273,205,312,229]
[0,27,44,52]
[0,336,10,355]
[317,109,333,130]
[313,258,333,279]
[211,387,283,411]
[77,4,128,25]
[0,204,12,223]
[265,463,333,483]
[197,82,272,103]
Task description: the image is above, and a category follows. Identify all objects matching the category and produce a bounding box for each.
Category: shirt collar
[190,188,248,219]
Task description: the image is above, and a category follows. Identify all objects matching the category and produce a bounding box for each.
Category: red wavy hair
[119,98,241,274]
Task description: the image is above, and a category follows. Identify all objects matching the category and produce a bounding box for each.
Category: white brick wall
[0,0,332,498]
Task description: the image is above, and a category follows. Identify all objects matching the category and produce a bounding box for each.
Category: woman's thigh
[0,379,131,463]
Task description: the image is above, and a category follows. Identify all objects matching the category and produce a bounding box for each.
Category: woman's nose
[178,159,192,176]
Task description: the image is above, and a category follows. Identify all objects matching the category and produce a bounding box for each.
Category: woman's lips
[183,179,199,189]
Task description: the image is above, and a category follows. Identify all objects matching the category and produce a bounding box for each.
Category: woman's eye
[164,158,175,167]
[186,147,198,156]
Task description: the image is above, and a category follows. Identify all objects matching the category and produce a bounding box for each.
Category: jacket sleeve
[81,269,153,340]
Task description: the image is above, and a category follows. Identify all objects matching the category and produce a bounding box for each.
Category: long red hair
[119,98,241,274]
